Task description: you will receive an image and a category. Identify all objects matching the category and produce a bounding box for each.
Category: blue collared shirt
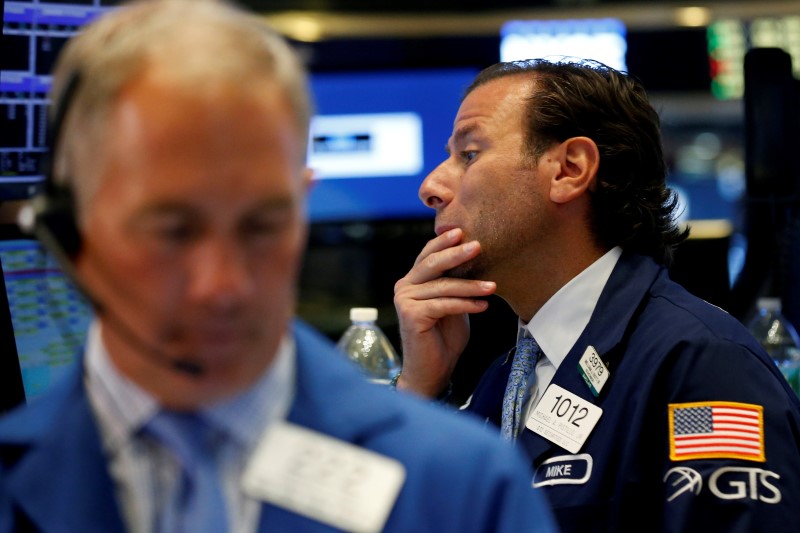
[84,321,295,533]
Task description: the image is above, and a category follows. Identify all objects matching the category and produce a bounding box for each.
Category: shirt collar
[205,336,295,452]
[85,322,158,450]
[85,320,296,454]
[521,247,622,370]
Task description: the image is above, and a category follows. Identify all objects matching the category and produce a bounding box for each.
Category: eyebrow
[445,123,480,154]
[132,196,297,220]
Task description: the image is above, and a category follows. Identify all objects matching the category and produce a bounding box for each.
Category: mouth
[166,320,252,348]
[196,325,254,347]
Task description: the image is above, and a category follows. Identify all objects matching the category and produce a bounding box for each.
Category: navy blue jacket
[0,321,557,533]
[468,252,800,532]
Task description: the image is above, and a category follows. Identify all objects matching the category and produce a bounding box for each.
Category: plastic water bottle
[336,307,401,385]
[747,297,800,396]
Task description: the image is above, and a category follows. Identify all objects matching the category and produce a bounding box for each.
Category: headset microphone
[19,70,205,377]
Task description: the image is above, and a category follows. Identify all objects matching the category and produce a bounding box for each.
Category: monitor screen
[306,67,478,222]
[500,18,628,72]
[708,16,800,100]
[1,1,115,201]
[0,236,93,405]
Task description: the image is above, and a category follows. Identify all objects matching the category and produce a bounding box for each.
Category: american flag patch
[668,401,765,462]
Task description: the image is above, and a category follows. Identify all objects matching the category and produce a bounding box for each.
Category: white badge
[242,421,406,533]
[577,345,609,396]
[526,384,603,454]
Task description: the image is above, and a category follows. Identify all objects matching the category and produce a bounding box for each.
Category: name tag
[526,384,603,453]
[242,421,406,533]
[577,345,609,397]
[533,453,593,487]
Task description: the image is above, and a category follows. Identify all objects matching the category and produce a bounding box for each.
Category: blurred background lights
[500,18,627,72]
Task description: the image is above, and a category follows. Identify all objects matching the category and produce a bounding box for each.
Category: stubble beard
[444,220,496,281]
[445,254,489,280]
[444,210,531,283]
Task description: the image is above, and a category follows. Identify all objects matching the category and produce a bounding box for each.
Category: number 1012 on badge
[526,384,603,453]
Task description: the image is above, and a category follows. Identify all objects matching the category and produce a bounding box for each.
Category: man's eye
[244,220,280,236]
[461,151,478,163]
[241,213,291,238]
[155,224,198,243]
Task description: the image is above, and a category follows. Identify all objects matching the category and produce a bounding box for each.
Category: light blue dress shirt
[84,322,295,533]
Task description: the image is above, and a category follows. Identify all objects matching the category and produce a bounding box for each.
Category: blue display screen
[306,68,478,222]
[0,238,92,402]
[1,1,115,200]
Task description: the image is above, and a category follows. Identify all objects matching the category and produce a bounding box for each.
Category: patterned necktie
[145,411,228,533]
[501,336,542,441]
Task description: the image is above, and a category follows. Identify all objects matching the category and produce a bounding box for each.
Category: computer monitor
[1,1,114,201]
[500,18,628,72]
[306,67,478,222]
[0,232,93,411]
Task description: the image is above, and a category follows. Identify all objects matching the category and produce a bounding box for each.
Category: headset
[18,70,83,263]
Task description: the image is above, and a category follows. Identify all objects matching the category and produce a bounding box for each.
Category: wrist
[391,370,453,402]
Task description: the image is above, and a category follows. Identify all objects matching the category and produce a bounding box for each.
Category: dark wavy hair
[465,58,688,266]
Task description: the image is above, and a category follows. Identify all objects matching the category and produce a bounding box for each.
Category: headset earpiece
[23,185,81,259]
[20,71,83,260]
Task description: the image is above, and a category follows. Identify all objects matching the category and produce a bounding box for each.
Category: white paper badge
[242,421,406,533]
[526,384,603,454]
[577,345,609,397]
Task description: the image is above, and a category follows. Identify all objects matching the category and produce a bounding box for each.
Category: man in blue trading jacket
[0,2,559,532]
[393,58,800,531]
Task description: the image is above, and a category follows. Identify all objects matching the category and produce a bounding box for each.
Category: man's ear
[549,136,599,204]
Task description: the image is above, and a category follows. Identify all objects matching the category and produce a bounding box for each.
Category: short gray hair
[50,0,312,203]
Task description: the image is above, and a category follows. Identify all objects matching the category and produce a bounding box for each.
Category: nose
[418,160,453,210]
[188,238,255,310]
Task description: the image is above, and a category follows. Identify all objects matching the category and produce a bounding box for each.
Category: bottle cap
[757,297,782,312]
[350,307,378,322]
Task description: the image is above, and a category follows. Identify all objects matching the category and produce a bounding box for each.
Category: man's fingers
[406,241,482,285]
[395,277,495,301]
[412,228,464,267]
